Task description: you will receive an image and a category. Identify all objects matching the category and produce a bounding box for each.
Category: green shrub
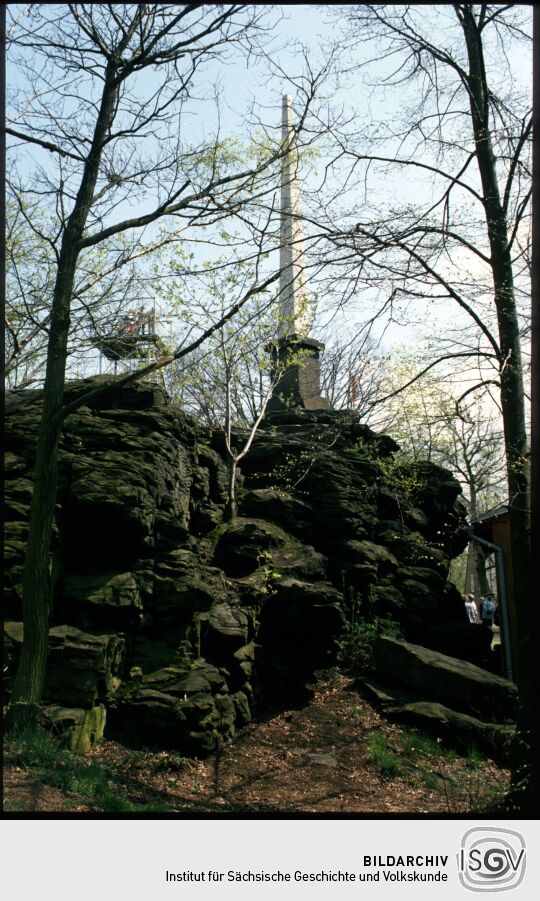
[338,614,403,674]
[313,666,345,685]
[148,751,191,773]
[354,440,428,510]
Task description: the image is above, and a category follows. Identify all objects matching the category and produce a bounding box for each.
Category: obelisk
[279,94,311,338]
[268,95,330,412]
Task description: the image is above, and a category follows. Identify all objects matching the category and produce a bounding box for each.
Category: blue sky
[7,4,532,383]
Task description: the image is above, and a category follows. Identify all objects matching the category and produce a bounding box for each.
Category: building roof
[472,503,509,525]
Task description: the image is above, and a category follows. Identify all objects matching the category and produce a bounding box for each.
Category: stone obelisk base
[267,334,332,412]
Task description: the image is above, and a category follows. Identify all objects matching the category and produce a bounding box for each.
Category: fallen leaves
[3,675,510,814]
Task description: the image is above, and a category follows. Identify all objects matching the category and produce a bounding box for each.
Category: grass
[365,725,507,812]
[367,733,402,777]
[465,742,484,767]
[4,727,171,813]
[399,727,457,761]
[368,726,476,781]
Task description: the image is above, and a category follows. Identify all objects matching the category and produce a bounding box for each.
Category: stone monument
[267,95,331,412]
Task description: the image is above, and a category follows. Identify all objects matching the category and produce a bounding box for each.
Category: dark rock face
[4,377,476,753]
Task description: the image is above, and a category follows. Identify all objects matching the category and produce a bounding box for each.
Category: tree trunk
[224,457,237,522]
[6,64,120,732]
[460,5,532,811]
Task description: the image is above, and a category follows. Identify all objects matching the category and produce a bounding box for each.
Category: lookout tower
[91,302,159,372]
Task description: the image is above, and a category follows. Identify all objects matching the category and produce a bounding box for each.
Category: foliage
[355,435,429,515]
[448,549,468,595]
[338,595,403,674]
[313,666,347,686]
[253,550,282,598]
[367,352,507,517]
[157,241,323,519]
[5,197,155,387]
[157,248,281,427]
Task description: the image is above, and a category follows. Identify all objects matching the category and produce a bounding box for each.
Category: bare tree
[319,333,388,417]
[158,249,309,519]
[158,249,277,427]
[5,4,332,730]
[312,2,532,810]
[368,354,507,514]
[5,194,154,385]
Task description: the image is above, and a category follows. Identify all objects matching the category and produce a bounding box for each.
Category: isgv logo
[458,827,526,892]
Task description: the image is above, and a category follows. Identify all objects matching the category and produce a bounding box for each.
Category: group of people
[463,593,498,627]
[117,306,152,336]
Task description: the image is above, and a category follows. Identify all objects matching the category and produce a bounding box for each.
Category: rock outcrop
[356,636,517,760]
[374,636,516,722]
[5,376,481,754]
[358,677,514,762]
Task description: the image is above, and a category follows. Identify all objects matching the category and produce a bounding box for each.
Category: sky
[6,4,533,399]
[148,3,532,355]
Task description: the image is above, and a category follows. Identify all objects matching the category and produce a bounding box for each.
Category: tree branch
[6,126,86,162]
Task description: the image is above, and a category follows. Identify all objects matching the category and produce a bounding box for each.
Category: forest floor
[3,672,510,815]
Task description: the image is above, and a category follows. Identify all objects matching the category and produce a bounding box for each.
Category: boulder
[274,544,327,581]
[369,581,407,619]
[329,539,399,573]
[398,579,439,618]
[40,705,107,752]
[195,444,229,505]
[377,527,449,574]
[374,636,517,723]
[61,374,169,411]
[254,578,345,705]
[4,377,472,755]
[130,636,188,674]
[230,689,252,726]
[419,620,494,668]
[398,565,446,592]
[109,659,234,753]
[213,518,326,584]
[149,558,231,644]
[141,660,227,697]
[213,520,277,576]
[4,622,125,709]
[198,603,252,665]
[357,677,514,762]
[343,562,378,591]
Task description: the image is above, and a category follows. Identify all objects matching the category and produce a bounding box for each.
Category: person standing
[480,594,497,627]
[464,594,481,624]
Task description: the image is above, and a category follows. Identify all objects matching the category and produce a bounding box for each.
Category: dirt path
[3,675,509,814]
